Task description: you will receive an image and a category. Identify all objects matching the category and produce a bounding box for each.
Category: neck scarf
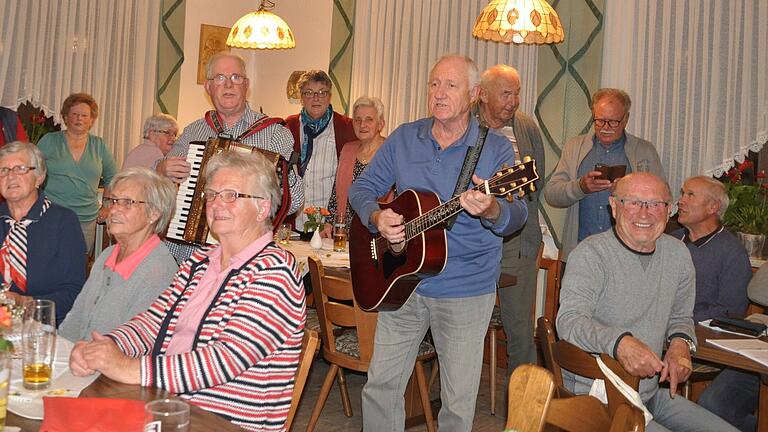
[299,105,333,176]
[0,197,51,292]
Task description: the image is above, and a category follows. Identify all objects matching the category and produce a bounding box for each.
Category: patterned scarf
[0,197,51,292]
[299,105,333,176]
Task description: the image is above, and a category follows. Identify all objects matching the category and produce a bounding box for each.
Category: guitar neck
[404,184,483,241]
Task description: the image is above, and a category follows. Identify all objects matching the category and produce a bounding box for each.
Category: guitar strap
[445,125,489,229]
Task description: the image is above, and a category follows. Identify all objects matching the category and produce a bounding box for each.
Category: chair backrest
[546,394,612,432]
[609,403,645,432]
[505,364,555,432]
[285,328,320,431]
[536,316,566,395]
[537,317,640,416]
[308,256,378,364]
[539,248,563,323]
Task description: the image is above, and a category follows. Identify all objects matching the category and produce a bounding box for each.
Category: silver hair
[0,141,47,182]
[352,96,385,121]
[591,88,632,112]
[109,167,177,234]
[142,113,179,139]
[480,64,520,90]
[686,175,730,221]
[430,55,480,89]
[204,151,281,221]
[205,52,247,79]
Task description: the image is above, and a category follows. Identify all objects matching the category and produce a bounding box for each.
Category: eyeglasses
[614,197,670,212]
[593,116,626,128]
[102,197,147,209]
[202,189,265,203]
[301,89,330,99]
[0,166,36,177]
[208,73,246,86]
[155,129,177,137]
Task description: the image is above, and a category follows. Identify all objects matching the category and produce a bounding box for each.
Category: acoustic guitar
[349,158,538,311]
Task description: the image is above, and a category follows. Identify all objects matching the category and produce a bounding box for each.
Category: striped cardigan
[108,242,306,431]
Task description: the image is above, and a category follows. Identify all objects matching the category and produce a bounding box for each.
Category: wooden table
[694,325,768,432]
[6,375,242,431]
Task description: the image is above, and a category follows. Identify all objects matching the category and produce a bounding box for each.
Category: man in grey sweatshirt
[556,172,738,432]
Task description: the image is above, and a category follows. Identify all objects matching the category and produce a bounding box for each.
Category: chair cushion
[489,305,503,328]
[305,308,321,332]
[335,331,436,358]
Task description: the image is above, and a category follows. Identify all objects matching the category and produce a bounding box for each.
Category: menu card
[707,338,768,367]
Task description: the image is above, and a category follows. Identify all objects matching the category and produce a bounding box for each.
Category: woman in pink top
[122,113,179,169]
[69,151,306,431]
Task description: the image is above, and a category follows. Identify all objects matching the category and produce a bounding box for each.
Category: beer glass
[333,222,347,252]
[144,399,190,431]
[21,299,56,390]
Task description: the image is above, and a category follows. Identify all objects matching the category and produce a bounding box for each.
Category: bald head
[479,64,521,128]
[609,172,672,252]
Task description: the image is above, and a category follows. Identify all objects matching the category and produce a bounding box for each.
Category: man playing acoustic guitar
[349,55,529,431]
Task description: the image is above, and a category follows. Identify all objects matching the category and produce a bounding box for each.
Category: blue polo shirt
[349,116,528,298]
[576,134,631,241]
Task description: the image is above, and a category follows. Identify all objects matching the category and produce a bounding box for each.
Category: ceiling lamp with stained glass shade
[227,0,295,49]
[472,0,565,45]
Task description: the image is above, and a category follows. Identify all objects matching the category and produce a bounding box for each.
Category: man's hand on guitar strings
[371,208,406,244]
[459,175,500,222]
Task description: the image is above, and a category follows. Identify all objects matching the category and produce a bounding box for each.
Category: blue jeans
[645,387,740,432]
[361,291,495,432]
[698,368,759,432]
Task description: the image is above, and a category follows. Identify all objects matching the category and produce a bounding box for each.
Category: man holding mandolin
[349,55,530,431]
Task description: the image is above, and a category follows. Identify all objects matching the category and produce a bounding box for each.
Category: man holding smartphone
[544,88,664,260]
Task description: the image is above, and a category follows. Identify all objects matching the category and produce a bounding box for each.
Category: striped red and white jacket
[108,242,306,431]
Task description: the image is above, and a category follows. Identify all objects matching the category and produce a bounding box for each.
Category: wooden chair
[306,256,436,432]
[504,364,555,432]
[505,364,645,432]
[285,328,320,431]
[536,317,640,416]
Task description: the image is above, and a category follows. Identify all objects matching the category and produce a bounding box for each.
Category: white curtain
[351,0,538,134]
[0,0,161,165]
[602,1,768,194]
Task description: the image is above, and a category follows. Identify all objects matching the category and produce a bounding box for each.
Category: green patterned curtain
[535,0,605,248]
[329,0,355,115]
[154,0,185,116]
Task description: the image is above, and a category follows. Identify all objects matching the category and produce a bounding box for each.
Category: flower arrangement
[17,100,61,144]
[303,206,330,233]
[722,160,768,236]
[0,305,13,352]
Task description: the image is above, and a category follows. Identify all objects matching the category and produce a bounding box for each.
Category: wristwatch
[669,334,697,354]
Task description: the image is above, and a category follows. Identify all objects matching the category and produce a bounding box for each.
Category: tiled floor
[290,358,508,431]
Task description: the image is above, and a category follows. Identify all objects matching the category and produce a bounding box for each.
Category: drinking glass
[277,223,292,245]
[21,299,56,390]
[144,399,190,432]
[333,223,347,252]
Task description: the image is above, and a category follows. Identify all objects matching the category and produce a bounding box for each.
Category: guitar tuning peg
[505,194,515,202]
[518,190,525,198]
[529,184,536,192]
[501,163,509,169]
[523,155,532,163]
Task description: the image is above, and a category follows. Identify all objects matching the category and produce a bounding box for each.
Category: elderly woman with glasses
[38,93,118,257]
[285,70,355,228]
[59,167,178,341]
[123,113,179,169]
[70,151,306,431]
[0,141,86,323]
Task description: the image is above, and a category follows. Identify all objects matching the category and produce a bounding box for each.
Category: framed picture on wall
[197,24,231,85]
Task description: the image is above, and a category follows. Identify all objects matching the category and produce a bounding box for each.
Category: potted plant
[722,160,768,258]
[17,100,60,144]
